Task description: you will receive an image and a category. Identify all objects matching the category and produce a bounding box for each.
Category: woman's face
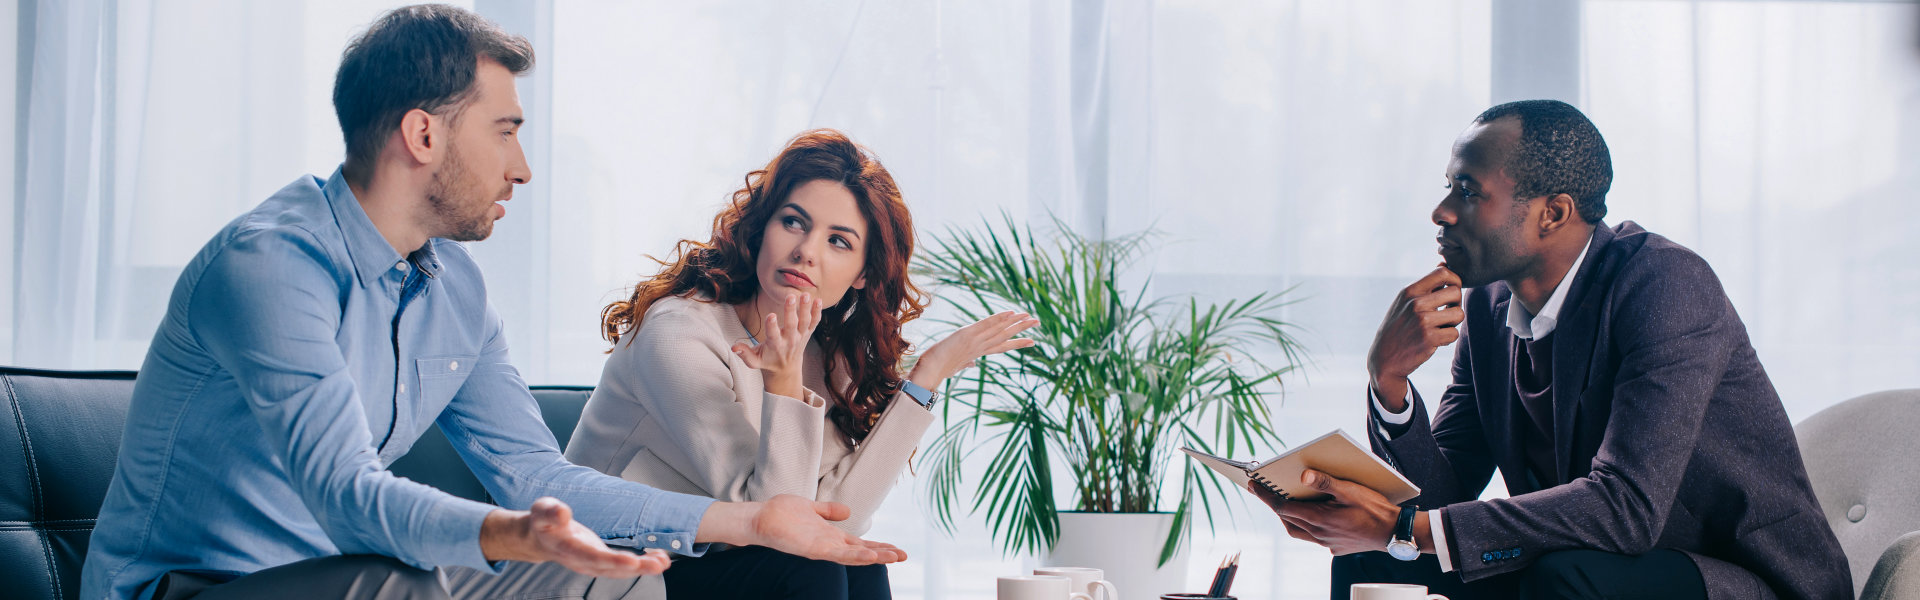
[753,179,871,309]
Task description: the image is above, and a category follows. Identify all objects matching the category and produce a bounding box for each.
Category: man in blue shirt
[78,6,905,600]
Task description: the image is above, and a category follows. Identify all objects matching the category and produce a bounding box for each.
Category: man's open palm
[524,498,673,577]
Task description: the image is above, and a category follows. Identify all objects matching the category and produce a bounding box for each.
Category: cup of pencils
[1159,552,1241,600]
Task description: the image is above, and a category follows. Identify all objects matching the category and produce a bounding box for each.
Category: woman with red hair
[566,129,1035,599]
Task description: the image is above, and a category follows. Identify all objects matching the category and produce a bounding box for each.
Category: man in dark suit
[1254,100,1851,600]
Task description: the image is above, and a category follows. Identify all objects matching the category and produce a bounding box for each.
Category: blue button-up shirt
[80,168,714,600]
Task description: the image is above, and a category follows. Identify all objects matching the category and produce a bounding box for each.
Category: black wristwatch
[1387,505,1419,561]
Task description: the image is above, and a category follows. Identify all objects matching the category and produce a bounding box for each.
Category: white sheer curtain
[2,0,460,368]
[10,0,113,368]
[6,1,1919,599]
[1581,0,1920,420]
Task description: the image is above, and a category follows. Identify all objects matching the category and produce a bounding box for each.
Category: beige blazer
[565,294,935,536]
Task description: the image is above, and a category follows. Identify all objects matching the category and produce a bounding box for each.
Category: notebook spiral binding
[1248,470,1291,500]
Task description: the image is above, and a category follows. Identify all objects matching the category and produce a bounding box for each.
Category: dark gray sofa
[0,366,592,600]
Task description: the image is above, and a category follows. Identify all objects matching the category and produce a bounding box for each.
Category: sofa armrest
[1863,530,1920,600]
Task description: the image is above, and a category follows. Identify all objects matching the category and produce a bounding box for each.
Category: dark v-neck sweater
[1512,331,1558,486]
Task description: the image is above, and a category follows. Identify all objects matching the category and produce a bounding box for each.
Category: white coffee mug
[1033,567,1119,600]
[999,575,1094,600]
[1350,583,1449,600]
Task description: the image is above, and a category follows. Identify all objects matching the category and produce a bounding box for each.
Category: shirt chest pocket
[415,354,478,406]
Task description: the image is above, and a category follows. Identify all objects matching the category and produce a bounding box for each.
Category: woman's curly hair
[601,129,928,441]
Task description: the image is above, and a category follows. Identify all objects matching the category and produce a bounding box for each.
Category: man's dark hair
[1474,99,1612,223]
[333,4,534,183]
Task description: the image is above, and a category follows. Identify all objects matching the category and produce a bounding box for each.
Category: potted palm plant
[916,214,1305,596]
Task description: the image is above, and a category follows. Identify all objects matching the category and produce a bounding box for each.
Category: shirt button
[670,540,682,549]
[395,261,409,271]
[398,384,407,394]
[449,361,459,371]
[646,535,657,542]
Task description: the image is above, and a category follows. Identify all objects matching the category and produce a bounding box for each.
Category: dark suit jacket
[1370,221,1850,600]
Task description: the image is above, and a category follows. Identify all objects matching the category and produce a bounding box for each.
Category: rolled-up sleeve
[188,228,497,571]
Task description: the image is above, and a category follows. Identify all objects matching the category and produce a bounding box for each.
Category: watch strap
[1394,504,1418,543]
[901,380,937,409]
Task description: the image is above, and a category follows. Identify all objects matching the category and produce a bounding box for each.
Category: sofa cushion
[0,366,593,600]
[1,367,139,600]
[387,386,594,503]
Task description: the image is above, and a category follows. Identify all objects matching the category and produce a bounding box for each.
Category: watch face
[1387,540,1420,561]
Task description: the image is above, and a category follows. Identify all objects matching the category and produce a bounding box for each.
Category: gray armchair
[1796,389,1920,599]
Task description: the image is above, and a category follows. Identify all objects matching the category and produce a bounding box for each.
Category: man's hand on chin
[1251,470,1429,556]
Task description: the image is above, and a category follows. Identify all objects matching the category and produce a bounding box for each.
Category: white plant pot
[1045,511,1191,600]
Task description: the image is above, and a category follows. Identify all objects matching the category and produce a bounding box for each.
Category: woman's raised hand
[732,294,825,400]
[909,311,1040,390]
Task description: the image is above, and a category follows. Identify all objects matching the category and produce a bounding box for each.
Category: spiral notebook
[1181,429,1420,504]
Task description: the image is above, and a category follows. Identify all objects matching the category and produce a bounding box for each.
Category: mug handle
[1070,593,1093,600]
[1428,595,1450,600]
[1089,580,1119,600]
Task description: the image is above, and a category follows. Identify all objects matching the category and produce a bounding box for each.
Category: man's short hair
[333,4,534,182]
[1474,99,1613,223]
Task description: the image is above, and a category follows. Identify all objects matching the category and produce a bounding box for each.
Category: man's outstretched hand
[480,497,673,577]
[698,494,908,565]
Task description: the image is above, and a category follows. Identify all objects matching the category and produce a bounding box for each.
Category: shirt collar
[1508,231,1594,341]
[323,166,445,288]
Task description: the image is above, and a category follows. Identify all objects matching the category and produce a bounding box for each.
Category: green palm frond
[915,212,1306,565]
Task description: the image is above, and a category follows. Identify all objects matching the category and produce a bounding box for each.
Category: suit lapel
[1548,223,1615,484]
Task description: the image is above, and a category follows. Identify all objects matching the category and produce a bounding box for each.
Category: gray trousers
[152,555,664,600]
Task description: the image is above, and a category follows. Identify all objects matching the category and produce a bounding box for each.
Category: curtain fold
[14,0,107,367]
